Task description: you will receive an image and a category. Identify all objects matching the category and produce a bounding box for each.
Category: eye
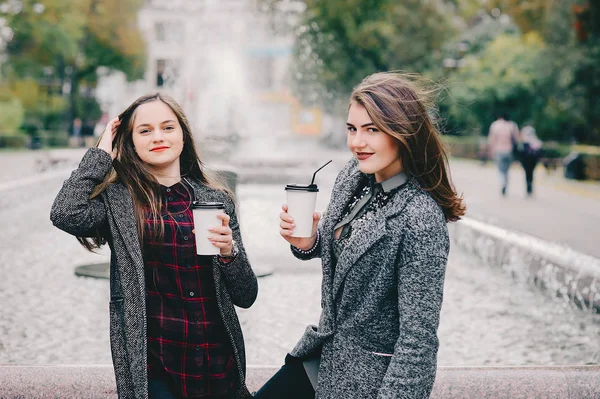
[139,129,150,134]
[346,126,356,133]
[163,125,175,131]
[367,127,379,133]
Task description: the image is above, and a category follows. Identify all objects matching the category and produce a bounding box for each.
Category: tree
[447,33,549,136]
[1,0,146,131]
[482,0,551,33]
[261,0,457,112]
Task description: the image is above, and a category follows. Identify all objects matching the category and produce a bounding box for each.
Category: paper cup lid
[285,184,319,192]
[192,201,225,209]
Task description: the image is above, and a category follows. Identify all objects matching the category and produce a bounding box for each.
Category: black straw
[311,160,332,185]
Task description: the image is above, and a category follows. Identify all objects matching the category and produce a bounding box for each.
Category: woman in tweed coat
[256,73,466,399]
[51,94,257,399]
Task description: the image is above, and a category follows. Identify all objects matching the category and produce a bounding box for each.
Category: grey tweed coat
[50,148,257,399]
[291,158,449,399]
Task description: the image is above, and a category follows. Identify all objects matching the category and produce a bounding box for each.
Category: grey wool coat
[50,148,258,399]
[290,158,449,399]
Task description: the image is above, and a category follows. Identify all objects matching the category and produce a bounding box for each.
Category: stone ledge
[450,217,600,313]
[0,365,599,398]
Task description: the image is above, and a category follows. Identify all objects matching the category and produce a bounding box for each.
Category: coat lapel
[105,184,145,297]
[331,179,420,301]
[331,213,386,300]
[320,163,362,283]
[185,178,212,203]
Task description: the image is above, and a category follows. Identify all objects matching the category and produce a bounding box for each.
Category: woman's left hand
[208,213,234,257]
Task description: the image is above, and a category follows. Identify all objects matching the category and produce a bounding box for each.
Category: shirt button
[189,291,195,297]
[168,196,173,201]
[186,264,192,269]
[166,188,171,192]
[183,236,189,241]
[178,214,183,218]
[195,346,200,351]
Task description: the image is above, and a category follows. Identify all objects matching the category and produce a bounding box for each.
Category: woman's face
[346,102,402,182]
[131,100,184,172]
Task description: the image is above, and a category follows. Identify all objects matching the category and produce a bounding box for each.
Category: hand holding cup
[279,204,321,250]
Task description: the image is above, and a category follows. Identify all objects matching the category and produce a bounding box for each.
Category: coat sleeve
[215,192,258,309]
[290,222,323,260]
[50,148,113,238]
[377,200,450,399]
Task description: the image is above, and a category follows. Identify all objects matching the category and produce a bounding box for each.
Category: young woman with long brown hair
[51,93,257,399]
[256,72,466,399]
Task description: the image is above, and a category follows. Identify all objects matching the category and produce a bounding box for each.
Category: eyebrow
[135,120,177,129]
[346,122,376,128]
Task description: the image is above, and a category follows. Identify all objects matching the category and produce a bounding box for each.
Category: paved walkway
[450,158,600,259]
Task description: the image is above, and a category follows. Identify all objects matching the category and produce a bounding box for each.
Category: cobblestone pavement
[1,175,599,367]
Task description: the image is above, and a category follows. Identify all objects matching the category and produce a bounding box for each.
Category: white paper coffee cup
[285,184,319,238]
[192,201,224,255]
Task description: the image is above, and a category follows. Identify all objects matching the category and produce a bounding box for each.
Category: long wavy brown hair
[78,93,227,251]
[350,72,466,222]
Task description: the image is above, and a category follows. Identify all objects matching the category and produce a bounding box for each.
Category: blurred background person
[70,117,83,148]
[488,113,519,196]
[82,119,96,148]
[519,125,543,196]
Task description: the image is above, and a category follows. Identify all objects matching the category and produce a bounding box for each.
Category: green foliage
[447,33,546,134]
[289,0,456,110]
[74,96,102,123]
[0,0,146,132]
[0,96,24,133]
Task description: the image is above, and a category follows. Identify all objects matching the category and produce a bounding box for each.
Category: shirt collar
[367,172,408,193]
[161,181,190,198]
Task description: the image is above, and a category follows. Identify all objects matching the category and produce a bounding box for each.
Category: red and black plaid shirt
[143,181,236,398]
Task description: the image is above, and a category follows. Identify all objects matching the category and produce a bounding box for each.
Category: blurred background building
[95,0,321,146]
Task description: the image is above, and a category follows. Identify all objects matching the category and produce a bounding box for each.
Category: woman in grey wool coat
[51,93,257,399]
[255,72,466,399]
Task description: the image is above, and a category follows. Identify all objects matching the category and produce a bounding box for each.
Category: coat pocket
[371,351,393,357]
[328,338,392,398]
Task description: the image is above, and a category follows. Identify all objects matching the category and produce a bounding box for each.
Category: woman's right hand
[279,204,321,250]
[98,117,121,160]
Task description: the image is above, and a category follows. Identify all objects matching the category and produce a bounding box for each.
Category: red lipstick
[356,152,373,161]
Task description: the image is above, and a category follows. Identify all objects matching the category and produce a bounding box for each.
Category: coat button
[183,236,189,241]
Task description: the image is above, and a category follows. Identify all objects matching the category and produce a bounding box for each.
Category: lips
[356,152,373,161]
[150,146,169,152]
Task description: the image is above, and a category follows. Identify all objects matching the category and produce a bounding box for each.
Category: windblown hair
[78,93,226,250]
[350,72,466,222]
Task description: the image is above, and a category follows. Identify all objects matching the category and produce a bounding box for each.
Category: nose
[349,131,367,149]
[151,127,164,142]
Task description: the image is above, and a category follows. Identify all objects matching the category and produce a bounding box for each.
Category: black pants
[254,354,315,399]
[148,377,232,399]
[520,156,538,194]
[148,378,179,399]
